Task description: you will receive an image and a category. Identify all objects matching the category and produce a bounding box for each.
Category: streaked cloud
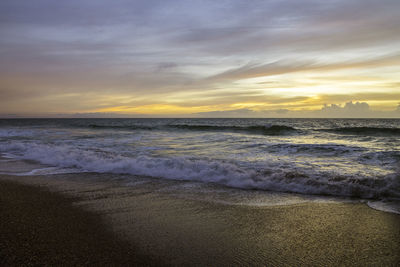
[0,0,399,117]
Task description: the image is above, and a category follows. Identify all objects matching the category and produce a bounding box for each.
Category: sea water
[0,118,399,213]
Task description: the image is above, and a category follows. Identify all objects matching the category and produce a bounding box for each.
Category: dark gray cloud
[319,101,370,117]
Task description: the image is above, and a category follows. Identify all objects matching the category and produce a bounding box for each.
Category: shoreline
[1,174,400,266]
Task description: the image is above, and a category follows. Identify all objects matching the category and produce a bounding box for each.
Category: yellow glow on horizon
[95,104,226,114]
[64,65,400,116]
[235,65,400,99]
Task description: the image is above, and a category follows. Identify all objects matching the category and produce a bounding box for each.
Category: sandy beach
[1,173,399,266]
[0,178,159,266]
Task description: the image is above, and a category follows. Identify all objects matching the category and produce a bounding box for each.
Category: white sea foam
[21,167,83,176]
[0,129,37,137]
[1,142,399,200]
[367,200,400,214]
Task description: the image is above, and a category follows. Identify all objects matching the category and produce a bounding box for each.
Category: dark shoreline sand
[1,174,399,266]
[0,179,159,266]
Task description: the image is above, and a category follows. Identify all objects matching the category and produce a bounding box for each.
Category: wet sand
[0,179,159,266]
[1,173,399,266]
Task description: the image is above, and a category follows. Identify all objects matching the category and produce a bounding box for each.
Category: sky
[0,0,400,118]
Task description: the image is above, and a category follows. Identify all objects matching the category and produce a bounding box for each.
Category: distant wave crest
[88,124,154,130]
[87,123,299,136]
[168,124,298,135]
[321,127,400,136]
[87,124,400,136]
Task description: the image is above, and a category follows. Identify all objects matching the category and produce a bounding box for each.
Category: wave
[1,143,399,200]
[321,127,400,136]
[358,151,400,166]
[168,124,298,135]
[87,123,299,136]
[86,124,400,137]
[88,124,154,130]
[0,129,37,137]
[266,143,366,156]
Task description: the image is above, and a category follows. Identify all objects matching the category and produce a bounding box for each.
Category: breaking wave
[0,129,37,137]
[1,143,399,200]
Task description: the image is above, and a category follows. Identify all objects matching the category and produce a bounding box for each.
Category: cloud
[191,102,400,118]
[1,0,400,115]
[0,112,150,119]
[318,101,370,117]
[207,54,400,82]
[2,101,400,118]
[312,101,400,118]
[193,108,255,118]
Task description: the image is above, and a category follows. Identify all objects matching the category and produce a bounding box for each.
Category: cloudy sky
[1,0,399,117]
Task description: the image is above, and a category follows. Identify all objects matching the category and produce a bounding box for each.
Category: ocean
[0,118,399,213]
